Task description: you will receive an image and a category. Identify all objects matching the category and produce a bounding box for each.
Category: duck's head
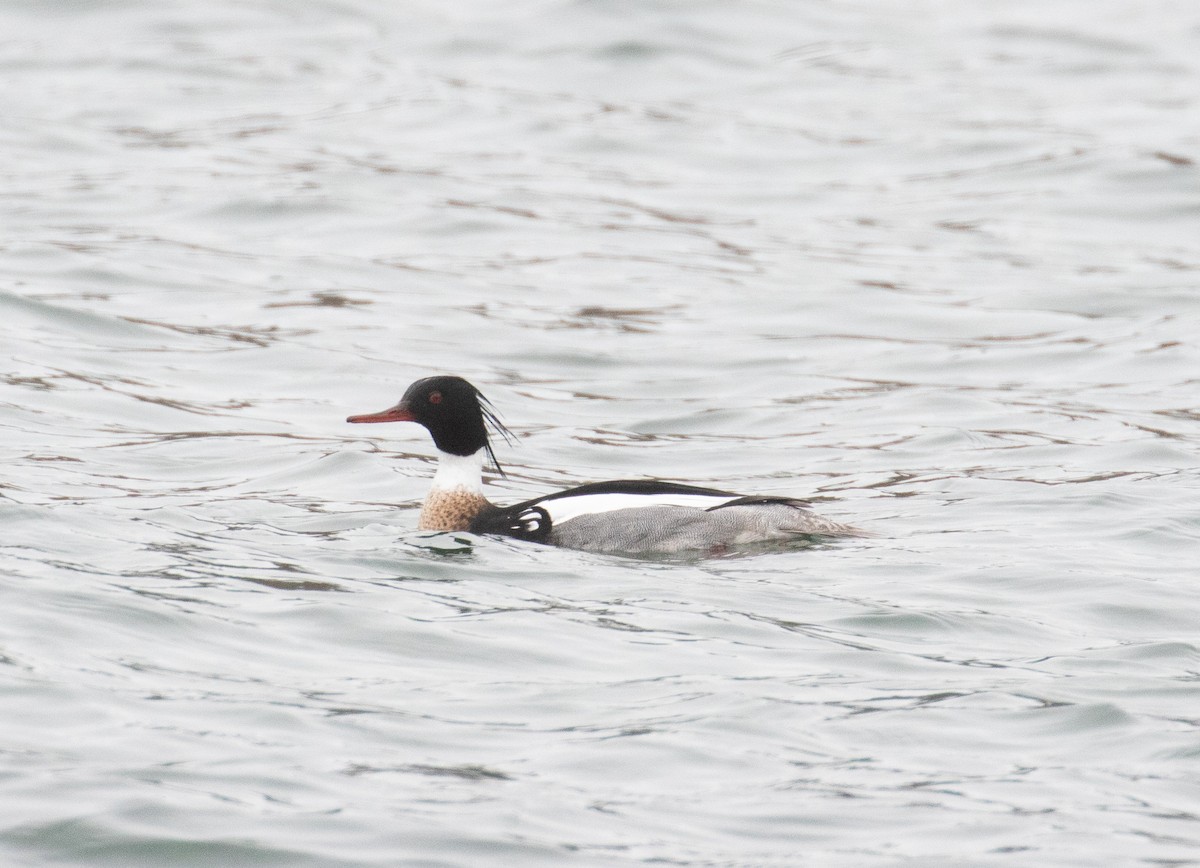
[347,375,512,474]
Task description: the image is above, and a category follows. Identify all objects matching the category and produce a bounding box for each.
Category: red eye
[429,391,442,404]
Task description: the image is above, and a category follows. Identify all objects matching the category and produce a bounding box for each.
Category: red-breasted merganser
[347,376,863,555]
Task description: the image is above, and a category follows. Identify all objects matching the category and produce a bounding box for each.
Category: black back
[516,478,737,505]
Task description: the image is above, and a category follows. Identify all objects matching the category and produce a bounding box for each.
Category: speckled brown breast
[418,489,491,531]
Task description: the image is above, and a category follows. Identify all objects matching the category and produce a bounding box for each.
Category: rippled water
[3,0,1199,865]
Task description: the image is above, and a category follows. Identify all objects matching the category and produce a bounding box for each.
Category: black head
[347,375,513,474]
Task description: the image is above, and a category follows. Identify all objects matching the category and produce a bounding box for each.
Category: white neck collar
[430,449,484,494]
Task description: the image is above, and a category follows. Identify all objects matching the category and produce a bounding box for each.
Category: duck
[346,375,863,555]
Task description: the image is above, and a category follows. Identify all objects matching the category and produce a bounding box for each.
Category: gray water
[3,1,1199,865]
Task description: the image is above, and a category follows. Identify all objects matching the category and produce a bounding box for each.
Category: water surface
[2,0,1199,865]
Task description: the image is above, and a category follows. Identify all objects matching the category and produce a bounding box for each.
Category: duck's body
[348,376,862,556]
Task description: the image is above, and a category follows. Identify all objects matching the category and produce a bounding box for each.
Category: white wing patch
[540,492,741,525]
